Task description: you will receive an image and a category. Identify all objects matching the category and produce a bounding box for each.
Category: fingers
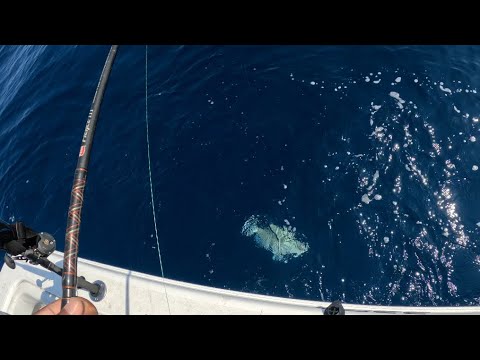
[34,297,98,315]
[59,297,98,315]
[59,298,86,315]
[34,299,62,315]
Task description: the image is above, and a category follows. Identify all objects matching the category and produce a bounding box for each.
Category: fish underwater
[241,215,309,262]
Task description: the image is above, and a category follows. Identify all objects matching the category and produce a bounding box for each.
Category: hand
[34,297,98,315]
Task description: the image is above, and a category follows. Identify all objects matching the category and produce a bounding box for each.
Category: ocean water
[2,45,480,306]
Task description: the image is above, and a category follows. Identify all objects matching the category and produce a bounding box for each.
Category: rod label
[82,110,93,143]
[79,145,86,157]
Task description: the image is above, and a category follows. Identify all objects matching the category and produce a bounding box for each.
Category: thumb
[59,297,98,315]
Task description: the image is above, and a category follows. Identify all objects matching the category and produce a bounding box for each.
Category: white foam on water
[454,105,461,113]
[477,222,480,227]
[414,79,419,83]
[361,194,372,204]
[283,184,288,189]
[395,77,402,83]
[365,76,371,82]
[439,84,452,94]
[473,165,479,171]
[470,136,476,142]
[367,170,380,191]
[310,81,316,85]
[384,237,390,243]
[372,128,385,140]
[473,117,479,123]
[389,91,405,109]
[373,79,381,84]
[374,194,382,200]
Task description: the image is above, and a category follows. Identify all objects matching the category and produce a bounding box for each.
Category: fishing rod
[0,46,119,311]
[62,45,119,308]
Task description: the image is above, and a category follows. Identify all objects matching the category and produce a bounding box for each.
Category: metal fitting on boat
[324,300,345,315]
[89,280,107,302]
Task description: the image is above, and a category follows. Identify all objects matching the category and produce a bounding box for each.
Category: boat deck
[1,251,479,315]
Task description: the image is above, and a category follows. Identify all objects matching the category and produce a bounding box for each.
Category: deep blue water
[2,45,480,306]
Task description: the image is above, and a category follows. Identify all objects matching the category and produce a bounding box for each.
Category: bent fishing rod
[0,46,119,308]
[62,45,119,308]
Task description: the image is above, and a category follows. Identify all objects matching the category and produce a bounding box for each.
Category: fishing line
[145,45,171,315]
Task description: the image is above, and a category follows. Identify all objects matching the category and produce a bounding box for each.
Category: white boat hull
[1,251,479,315]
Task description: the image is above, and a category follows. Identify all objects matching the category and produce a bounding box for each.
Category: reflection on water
[236,62,480,306]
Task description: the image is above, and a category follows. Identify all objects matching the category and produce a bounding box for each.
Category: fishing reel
[1,220,105,301]
[0,220,55,269]
[4,232,56,270]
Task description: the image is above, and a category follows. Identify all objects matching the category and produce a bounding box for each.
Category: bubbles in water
[238,64,480,305]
